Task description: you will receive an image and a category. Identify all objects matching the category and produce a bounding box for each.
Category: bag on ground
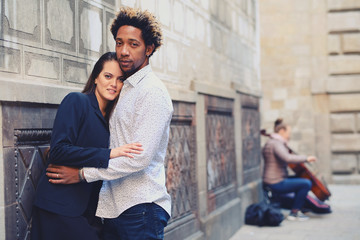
[245,201,284,226]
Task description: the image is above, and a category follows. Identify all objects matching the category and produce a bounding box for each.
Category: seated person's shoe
[287,211,309,221]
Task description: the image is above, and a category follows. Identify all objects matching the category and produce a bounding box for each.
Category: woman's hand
[110,142,143,159]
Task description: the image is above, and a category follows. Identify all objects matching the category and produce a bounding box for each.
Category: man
[48,8,173,239]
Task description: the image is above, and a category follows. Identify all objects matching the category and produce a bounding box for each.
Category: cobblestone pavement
[230,184,360,240]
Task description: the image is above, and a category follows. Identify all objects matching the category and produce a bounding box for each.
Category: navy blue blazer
[34,92,111,217]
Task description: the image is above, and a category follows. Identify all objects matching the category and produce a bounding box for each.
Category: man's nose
[120,44,129,56]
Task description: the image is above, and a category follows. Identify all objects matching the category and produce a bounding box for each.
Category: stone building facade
[0,0,261,239]
[259,0,360,185]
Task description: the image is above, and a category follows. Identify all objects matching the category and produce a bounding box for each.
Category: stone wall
[259,0,331,181]
[0,0,261,239]
[259,0,360,184]
[327,0,360,183]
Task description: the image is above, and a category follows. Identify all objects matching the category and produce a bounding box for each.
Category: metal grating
[14,129,51,240]
[206,113,236,191]
[165,122,197,221]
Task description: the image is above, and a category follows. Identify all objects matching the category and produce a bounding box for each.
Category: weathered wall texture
[327,0,360,183]
[0,0,261,239]
[259,0,360,184]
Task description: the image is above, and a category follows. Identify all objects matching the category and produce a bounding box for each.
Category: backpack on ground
[244,201,284,227]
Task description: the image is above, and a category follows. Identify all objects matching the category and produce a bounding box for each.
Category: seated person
[262,118,316,221]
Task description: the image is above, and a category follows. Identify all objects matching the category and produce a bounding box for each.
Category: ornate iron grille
[240,95,261,184]
[242,109,261,169]
[165,117,197,221]
[13,129,51,240]
[206,112,236,191]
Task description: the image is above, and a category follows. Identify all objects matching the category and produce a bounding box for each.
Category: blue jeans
[269,178,312,211]
[102,203,170,240]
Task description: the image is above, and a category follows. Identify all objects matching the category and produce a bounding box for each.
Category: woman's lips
[107,89,116,94]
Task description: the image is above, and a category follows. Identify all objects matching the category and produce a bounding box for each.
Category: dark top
[34,92,111,217]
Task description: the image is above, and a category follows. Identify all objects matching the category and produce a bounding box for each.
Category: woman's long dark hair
[82,52,119,122]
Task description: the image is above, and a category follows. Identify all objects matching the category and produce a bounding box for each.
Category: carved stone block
[328,12,360,32]
[140,0,156,14]
[159,0,171,27]
[79,1,103,57]
[25,52,60,80]
[329,55,360,75]
[63,58,90,84]
[45,0,76,52]
[327,76,360,93]
[121,0,136,7]
[328,0,360,11]
[3,0,41,44]
[106,11,116,52]
[0,45,21,74]
[329,94,360,112]
[343,33,360,53]
[103,0,115,6]
[174,1,185,33]
[331,134,360,152]
[330,113,356,133]
[165,41,179,73]
[331,154,357,174]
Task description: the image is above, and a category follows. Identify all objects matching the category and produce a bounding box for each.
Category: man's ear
[146,44,155,57]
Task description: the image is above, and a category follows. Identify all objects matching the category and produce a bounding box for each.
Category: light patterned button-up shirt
[83,65,173,218]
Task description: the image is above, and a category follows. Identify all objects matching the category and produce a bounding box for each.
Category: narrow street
[230,184,360,240]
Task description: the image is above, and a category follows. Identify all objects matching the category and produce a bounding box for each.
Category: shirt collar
[125,64,152,87]
[271,133,288,144]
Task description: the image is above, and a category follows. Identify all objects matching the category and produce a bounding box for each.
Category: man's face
[115,25,153,77]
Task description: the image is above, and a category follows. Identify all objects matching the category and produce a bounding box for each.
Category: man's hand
[46,164,81,184]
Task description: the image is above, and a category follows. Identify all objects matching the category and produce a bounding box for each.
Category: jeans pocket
[122,210,146,228]
[152,205,170,239]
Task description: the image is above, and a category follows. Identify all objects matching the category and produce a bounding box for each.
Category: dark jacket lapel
[88,92,108,127]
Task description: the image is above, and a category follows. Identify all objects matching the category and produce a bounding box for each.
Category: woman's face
[95,60,124,106]
[283,126,292,141]
[279,126,291,141]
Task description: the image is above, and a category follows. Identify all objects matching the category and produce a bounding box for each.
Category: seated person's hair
[274,118,287,133]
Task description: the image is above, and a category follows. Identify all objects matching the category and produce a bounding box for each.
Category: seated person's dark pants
[266,178,312,211]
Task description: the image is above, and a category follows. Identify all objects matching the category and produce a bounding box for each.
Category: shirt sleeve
[83,87,173,182]
[49,93,111,168]
[273,142,307,164]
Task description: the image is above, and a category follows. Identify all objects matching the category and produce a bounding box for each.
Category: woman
[262,118,316,221]
[31,52,143,239]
